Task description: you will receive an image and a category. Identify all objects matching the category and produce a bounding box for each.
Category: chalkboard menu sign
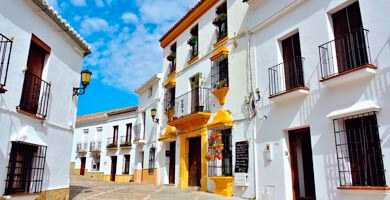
[235,141,249,173]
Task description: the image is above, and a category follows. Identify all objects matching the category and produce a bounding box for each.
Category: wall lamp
[73,69,92,96]
[150,108,159,123]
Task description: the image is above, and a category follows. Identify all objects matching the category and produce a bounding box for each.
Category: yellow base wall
[209,176,234,196]
[84,171,105,181]
[69,162,79,175]
[133,169,159,185]
[36,188,70,200]
[103,175,134,182]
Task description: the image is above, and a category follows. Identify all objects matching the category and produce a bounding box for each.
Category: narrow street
[70,174,243,200]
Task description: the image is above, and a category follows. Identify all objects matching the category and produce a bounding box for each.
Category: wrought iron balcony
[173,87,211,120]
[133,124,145,144]
[18,70,51,119]
[0,33,13,93]
[120,136,132,148]
[319,28,372,80]
[89,141,101,152]
[76,143,88,153]
[268,56,306,96]
[106,137,118,149]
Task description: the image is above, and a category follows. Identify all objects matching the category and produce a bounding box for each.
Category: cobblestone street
[70,174,244,200]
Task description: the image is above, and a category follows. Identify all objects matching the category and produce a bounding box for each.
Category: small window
[207,128,232,176]
[333,112,386,187]
[188,24,198,60]
[213,2,228,41]
[148,87,153,97]
[211,55,229,91]
[149,147,156,174]
[123,155,130,174]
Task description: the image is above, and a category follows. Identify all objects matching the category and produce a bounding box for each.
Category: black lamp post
[151,108,159,123]
[73,69,92,96]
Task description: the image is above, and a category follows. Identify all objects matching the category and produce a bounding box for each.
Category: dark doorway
[169,141,176,184]
[289,128,316,200]
[110,156,117,182]
[80,157,86,176]
[282,32,303,91]
[141,151,144,182]
[332,1,368,72]
[188,137,201,186]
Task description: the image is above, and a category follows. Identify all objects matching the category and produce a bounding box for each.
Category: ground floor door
[141,151,144,182]
[188,137,201,186]
[289,128,316,200]
[80,157,86,176]
[110,156,117,182]
[169,141,176,184]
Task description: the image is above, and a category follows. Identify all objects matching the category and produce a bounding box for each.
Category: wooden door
[282,33,303,91]
[188,137,201,186]
[20,42,46,114]
[110,156,117,181]
[80,157,86,176]
[289,128,316,200]
[169,141,176,184]
[332,1,367,72]
[190,75,200,113]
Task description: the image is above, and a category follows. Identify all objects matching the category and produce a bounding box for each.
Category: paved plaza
[70,174,244,200]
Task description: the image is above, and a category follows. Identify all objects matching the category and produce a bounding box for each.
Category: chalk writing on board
[235,141,249,173]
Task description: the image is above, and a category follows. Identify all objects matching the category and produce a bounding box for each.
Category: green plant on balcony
[187,36,198,46]
[213,13,227,26]
[120,141,132,147]
[167,52,176,61]
[107,143,117,148]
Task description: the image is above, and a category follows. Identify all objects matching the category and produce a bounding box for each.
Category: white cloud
[121,12,138,24]
[70,0,86,6]
[80,17,109,35]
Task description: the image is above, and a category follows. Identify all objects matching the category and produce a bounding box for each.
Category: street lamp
[73,69,92,96]
[151,108,159,123]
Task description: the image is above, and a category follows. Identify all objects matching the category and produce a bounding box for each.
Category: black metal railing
[319,28,371,79]
[0,33,13,90]
[133,124,143,141]
[18,70,51,118]
[268,56,305,96]
[174,87,210,119]
[76,143,88,153]
[89,141,101,152]
[208,129,233,177]
[120,136,132,147]
[106,137,117,149]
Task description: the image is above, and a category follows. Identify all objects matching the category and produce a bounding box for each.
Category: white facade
[247,0,390,199]
[0,0,90,198]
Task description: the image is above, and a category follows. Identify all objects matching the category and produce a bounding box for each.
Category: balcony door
[332,1,368,72]
[20,37,48,114]
[113,126,118,145]
[282,32,303,91]
[190,75,200,113]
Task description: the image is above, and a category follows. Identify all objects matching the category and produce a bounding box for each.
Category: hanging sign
[235,141,249,173]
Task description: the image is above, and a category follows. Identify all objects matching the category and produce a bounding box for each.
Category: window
[113,126,118,143]
[148,147,156,174]
[164,87,175,112]
[188,25,198,59]
[207,129,232,176]
[142,112,146,138]
[333,112,386,187]
[91,156,100,171]
[5,142,47,195]
[123,155,130,174]
[167,43,176,73]
[213,2,228,41]
[126,123,132,142]
[19,34,51,118]
[211,55,228,91]
[0,33,13,92]
[148,87,153,97]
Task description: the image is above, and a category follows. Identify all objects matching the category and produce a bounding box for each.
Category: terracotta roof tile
[76,106,138,121]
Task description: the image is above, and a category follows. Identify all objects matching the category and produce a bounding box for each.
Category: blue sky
[47,0,198,116]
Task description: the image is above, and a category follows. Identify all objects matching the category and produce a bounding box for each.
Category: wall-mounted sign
[235,141,249,173]
[234,172,249,186]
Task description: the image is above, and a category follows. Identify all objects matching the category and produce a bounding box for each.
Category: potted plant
[216,132,222,140]
[215,152,223,160]
[187,36,198,46]
[213,13,227,27]
[167,52,176,61]
[217,143,224,151]
[210,134,217,141]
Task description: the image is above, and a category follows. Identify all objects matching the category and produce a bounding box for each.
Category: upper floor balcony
[106,137,118,150]
[0,33,13,93]
[89,141,101,152]
[319,28,376,86]
[76,142,88,153]
[120,136,132,148]
[133,123,145,144]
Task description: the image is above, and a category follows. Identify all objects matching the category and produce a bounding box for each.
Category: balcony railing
[268,57,305,96]
[0,33,13,91]
[319,28,371,79]
[120,136,132,147]
[76,143,88,153]
[134,124,144,143]
[106,137,118,149]
[18,70,51,118]
[173,87,210,119]
[89,141,101,152]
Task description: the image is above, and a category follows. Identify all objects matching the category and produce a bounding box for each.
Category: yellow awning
[158,125,177,141]
[207,110,233,130]
[210,46,229,61]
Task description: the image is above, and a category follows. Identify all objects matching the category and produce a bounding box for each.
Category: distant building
[0,0,90,199]
[71,107,138,183]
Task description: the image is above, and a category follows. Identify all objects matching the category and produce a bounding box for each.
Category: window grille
[123,155,130,174]
[333,112,386,186]
[208,129,233,176]
[5,142,47,195]
[211,55,229,91]
[149,147,156,174]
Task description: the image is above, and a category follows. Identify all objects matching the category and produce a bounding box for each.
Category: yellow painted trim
[164,71,177,88]
[209,176,234,196]
[207,109,233,130]
[213,35,229,48]
[36,187,70,200]
[210,46,229,61]
[187,55,200,65]
[212,87,229,105]
[158,125,177,141]
[160,0,220,48]
[168,112,211,131]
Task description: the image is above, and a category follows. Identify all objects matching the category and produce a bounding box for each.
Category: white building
[133,74,164,185]
[0,0,90,199]
[246,0,390,199]
[71,107,138,183]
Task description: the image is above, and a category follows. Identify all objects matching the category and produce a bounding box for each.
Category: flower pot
[216,153,222,160]
[216,133,222,140]
[218,144,224,151]
[210,134,217,141]
[167,53,176,61]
